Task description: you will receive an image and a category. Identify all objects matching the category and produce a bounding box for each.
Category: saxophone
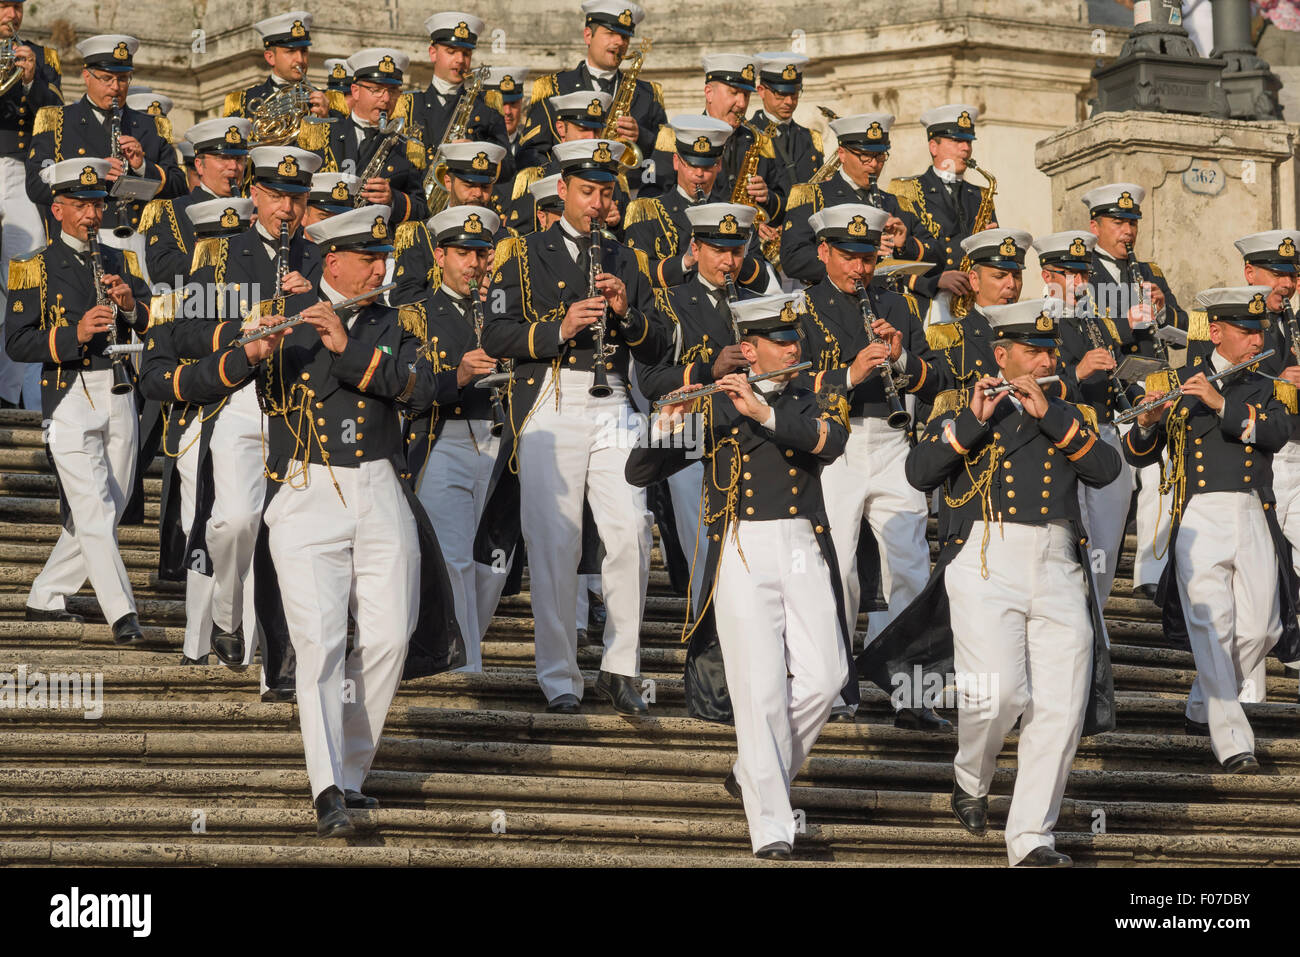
[354,111,408,207]
[422,64,491,212]
[730,121,774,226]
[949,156,998,320]
[601,38,652,170]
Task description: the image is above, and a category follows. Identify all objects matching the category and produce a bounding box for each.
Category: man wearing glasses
[780,113,930,286]
[26,34,184,239]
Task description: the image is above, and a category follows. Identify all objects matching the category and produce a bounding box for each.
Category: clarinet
[275,219,290,307]
[109,98,134,239]
[1125,241,1169,367]
[1077,289,1133,415]
[867,173,886,208]
[853,278,909,430]
[87,234,135,395]
[1283,297,1300,367]
[587,216,613,398]
[469,291,508,437]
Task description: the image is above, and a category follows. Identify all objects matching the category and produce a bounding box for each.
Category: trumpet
[982,374,1060,399]
[233,282,397,346]
[1113,349,1275,425]
[652,361,812,411]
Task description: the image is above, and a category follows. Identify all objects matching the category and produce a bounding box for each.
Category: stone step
[0,495,160,523]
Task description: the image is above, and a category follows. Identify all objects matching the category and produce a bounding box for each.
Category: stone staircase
[0,408,1296,867]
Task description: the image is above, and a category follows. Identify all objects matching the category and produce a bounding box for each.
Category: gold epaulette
[405,137,426,169]
[901,291,921,319]
[492,235,521,273]
[624,196,658,228]
[399,302,427,340]
[1187,309,1210,341]
[32,105,60,137]
[650,80,665,109]
[1075,403,1100,432]
[1149,261,1166,279]
[926,321,963,351]
[926,389,965,424]
[44,47,60,74]
[123,250,143,281]
[394,221,423,257]
[222,91,244,117]
[393,91,415,126]
[632,248,651,280]
[138,198,167,236]
[810,129,824,155]
[7,248,45,290]
[1100,316,1121,343]
[327,90,347,114]
[529,73,558,105]
[511,165,543,201]
[148,289,184,328]
[653,123,675,153]
[1144,368,1178,396]
[787,182,819,210]
[756,130,775,159]
[819,388,850,428]
[296,119,331,152]
[889,176,922,213]
[616,170,629,195]
[191,236,228,274]
[154,115,173,143]
[1275,379,1299,414]
[485,90,503,114]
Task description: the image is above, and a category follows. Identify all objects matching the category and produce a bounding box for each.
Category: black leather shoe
[1184,717,1210,736]
[546,693,581,714]
[594,670,648,715]
[314,786,355,838]
[179,654,209,666]
[261,686,296,703]
[211,625,246,669]
[1223,752,1260,774]
[587,592,607,634]
[24,605,83,624]
[755,841,791,861]
[895,707,953,732]
[344,789,380,809]
[111,613,144,646]
[1015,846,1072,867]
[1133,584,1158,601]
[723,771,742,801]
[827,705,856,723]
[951,784,988,835]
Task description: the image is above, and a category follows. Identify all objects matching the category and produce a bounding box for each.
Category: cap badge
[1118,191,1135,210]
[1281,237,1297,259]
[331,64,347,80]
[718,214,738,236]
[998,237,1018,258]
[371,217,388,240]
[1069,237,1087,258]
[147,101,162,115]
[79,165,98,186]
[618,9,633,27]
[957,110,973,129]
[779,302,798,324]
[471,151,491,172]
[848,215,868,238]
[112,42,130,61]
[330,181,350,201]
[277,155,299,177]
[693,135,712,154]
[290,19,307,39]
[587,98,603,117]
[1036,313,1054,332]
[1249,292,1266,315]
[867,121,883,141]
[740,63,755,83]
[220,207,239,229]
[500,75,516,93]
[453,20,471,40]
[464,213,484,234]
[225,125,244,145]
[780,64,798,81]
[379,55,396,75]
[593,141,613,164]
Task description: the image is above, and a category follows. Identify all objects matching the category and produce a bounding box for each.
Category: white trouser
[1175,491,1281,762]
[1123,422,1170,589]
[29,370,138,624]
[174,419,215,659]
[415,418,507,672]
[1271,443,1300,595]
[516,369,651,702]
[665,461,709,610]
[0,155,46,407]
[207,384,264,637]
[1076,424,1132,614]
[265,459,419,801]
[715,518,848,852]
[945,521,1093,866]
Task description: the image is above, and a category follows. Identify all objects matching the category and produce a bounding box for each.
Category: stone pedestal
[1035,111,1295,307]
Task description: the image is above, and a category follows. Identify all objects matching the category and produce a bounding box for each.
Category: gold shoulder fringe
[148,289,184,328]
[492,235,521,273]
[485,90,503,114]
[44,47,61,74]
[1075,403,1100,432]
[810,128,823,155]
[1274,379,1299,415]
[926,321,963,351]
[405,137,426,169]
[653,123,675,153]
[1144,368,1178,395]
[1186,309,1209,341]
[154,115,173,143]
[327,90,347,114]
[123,249,143,281]
[191,236,228,273]
[623,197,658,229]
[137,198,167,236]
[7,249,45,290]
[394,221,424,257]
[529,73,558,105]
[296,119,331,152]
[650,81,665,109]
[399,302,427,340]
[222,91,245,118]
[33,105,61,137]
[787,182,818,211]
[511,165,543,201]
[633,248,651,280]
[926,389,964,423]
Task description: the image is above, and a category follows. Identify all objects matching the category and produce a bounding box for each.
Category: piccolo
[105,343,144,356]
[1113,348,1276,425]
[233,282,397,346]
[982,374,1060,398]
[651,361,813,411]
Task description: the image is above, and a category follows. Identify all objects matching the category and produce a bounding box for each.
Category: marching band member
[626,292,852,860]
[520,1,664,179]
[1125,286,1299,772]
[255,205,463,836]
[6,159,150,642]
[799,204,952,727]
[749,53,821,187]
[782,113,929,286]
[323,58,354,115]
[305,171,363,226]
[478,138,668,715]
[868,299,1121,866]
[1034,230,1135,605]
[222,11,342,120]
[486,66,530,178]
[407,205,511,672]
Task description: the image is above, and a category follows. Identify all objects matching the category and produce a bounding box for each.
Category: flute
[105,343,144,356]
[233,282,397,345]
[981,374,1060,398]
[1114,348,1276,425]
[652,361,813,411]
